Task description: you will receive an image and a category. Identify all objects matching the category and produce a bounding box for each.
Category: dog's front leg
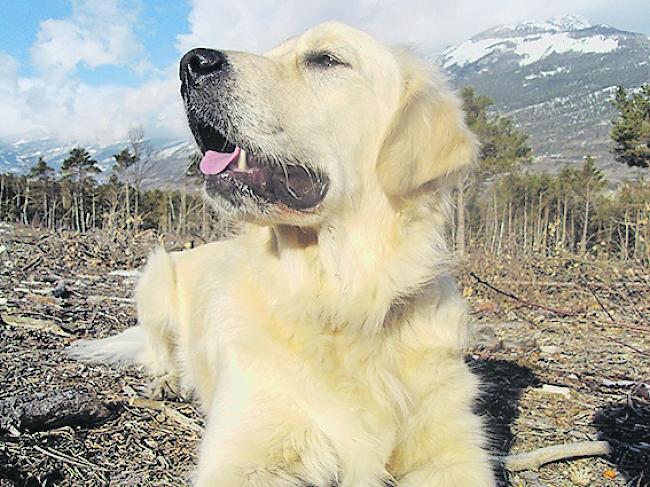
[391,360,495,487]
[193,382,338,487]
[393,410,495,487]
[193,425,303,487]
[193,423,336,487]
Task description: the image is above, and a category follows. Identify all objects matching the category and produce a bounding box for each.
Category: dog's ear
[377,54,478,195]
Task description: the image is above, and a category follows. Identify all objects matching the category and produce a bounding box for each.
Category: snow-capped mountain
[441,15,650,177]
[441,15,614,70]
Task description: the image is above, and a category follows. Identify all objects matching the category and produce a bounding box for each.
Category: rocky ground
[0,223,648,486]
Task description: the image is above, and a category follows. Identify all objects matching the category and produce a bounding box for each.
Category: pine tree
[461,86,532,176]
[61,148,101,183]
[61,148,101,231]
[611,85,650,169]
[26,157,55,227]
[28,156,55,181]
[576,155,606,253]
[112,147,137,228]
[457,87,532,255]
[113,148,137,173]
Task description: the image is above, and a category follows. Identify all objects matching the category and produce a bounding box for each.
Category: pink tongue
[199,147,241,175]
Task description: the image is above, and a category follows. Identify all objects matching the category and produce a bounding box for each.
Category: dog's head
[180,22,476,226]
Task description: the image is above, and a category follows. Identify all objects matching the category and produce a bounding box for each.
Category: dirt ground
[0,222,648,486]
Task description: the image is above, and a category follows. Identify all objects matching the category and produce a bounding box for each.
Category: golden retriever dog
[72,21,494,487]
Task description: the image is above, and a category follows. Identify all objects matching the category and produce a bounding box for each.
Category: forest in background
[0,85,648,262]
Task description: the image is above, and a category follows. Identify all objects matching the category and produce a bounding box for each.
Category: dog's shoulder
[166,226,271,290]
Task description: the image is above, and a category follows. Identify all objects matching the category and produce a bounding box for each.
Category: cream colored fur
[74,22,495,487]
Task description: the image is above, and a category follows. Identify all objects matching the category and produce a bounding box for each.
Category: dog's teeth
[238,148,248,171]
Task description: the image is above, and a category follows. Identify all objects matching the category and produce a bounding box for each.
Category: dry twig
[503,441,611,472]
[469,272,578,316]
[128,397,202,433]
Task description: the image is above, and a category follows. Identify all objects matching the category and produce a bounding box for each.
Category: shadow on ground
[593,401,650,486]
[469,357,541,486]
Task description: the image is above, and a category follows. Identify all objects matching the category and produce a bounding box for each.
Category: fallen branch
[503,440,610,472]
[469,272,578,317]
[0,390,116,433]
[33,445,107,471]
[128,397,202,433]
[2,314,71,336]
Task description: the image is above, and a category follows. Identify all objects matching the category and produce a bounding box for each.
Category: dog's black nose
[180,48,228,83]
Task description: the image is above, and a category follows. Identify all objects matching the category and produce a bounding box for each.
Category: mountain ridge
[440,15,650,180]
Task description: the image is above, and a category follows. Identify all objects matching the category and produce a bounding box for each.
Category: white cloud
[31,0,151,77]
[176,0,613,55]
[0,55,187,143]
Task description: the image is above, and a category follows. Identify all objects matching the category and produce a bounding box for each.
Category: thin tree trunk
[633,209,641,260]
[523,193,528,253]
[497,206,506,256]
[125,183,130,230]
[92,192,96,230]
[22,180,30,225]
[543,205,550,254]
[134,185,140,230]
[80,187,86,233]
[580,191,590,255]
[570,211,575,253]
[507,200,512,250]
[534,191,542,250]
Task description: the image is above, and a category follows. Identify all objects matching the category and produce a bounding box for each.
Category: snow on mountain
[440,15,650,179]
[442,16,620,69]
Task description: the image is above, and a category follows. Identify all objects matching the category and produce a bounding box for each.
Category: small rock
[475,338,503,352]
[86,295,106,305]
[41,274,63,283]
[601,379,636,387]
[109,269,141,278]
[518,471,549,487]
[540,345,560,355]
[474,325,497,339]
[502,338,538,352]
[53,280,72,299]
[495,321,528,331]
[539,384,571,397]
[0,244,7,254]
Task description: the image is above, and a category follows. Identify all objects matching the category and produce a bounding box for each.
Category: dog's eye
[305,52,346,68]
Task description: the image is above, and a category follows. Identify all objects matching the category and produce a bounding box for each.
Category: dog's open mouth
[191,118,328,211]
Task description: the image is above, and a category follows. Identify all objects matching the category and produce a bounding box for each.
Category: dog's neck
[268,188,452,334]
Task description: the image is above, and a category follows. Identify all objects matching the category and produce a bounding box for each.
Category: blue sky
[0,0,648,144]
[0,1,190,86]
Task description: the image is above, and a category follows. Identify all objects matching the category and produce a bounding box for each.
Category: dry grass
[0,223,648,486]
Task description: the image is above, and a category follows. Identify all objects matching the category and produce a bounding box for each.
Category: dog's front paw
[147,372,186,401]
